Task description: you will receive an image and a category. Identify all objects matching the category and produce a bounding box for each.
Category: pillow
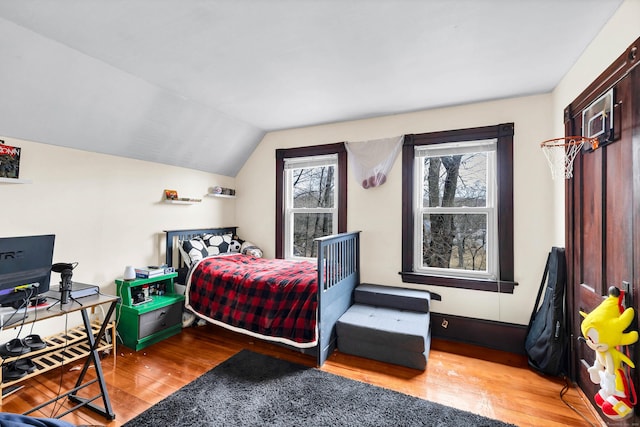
[202,233,233,256]
[229,238,242,253]
[229,234,244,253]
[179,237,208,267]
[241,241,263,258]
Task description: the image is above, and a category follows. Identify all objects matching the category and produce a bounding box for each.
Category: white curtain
[345,135,403,189]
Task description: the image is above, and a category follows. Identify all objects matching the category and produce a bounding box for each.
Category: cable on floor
[559,375,597,427]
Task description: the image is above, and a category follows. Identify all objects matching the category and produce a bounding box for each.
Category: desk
[1,292,119,420]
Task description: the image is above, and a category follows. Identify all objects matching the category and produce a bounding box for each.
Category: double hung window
[283,154,337,258]
[414,139,497,279]
[401,123,515,293]
[276,143,347,259]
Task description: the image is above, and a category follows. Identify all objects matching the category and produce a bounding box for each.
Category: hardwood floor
[0,324,604,426]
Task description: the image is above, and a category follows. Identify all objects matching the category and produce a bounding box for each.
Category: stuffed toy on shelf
[580,286,638,420]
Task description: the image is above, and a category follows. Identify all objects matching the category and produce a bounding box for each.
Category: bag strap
[526,251,551,333]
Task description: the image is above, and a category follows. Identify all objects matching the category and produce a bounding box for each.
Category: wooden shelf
[0,320,116,391]
[0,177,32,184]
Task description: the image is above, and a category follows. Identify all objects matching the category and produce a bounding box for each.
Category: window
[415,139,497,279]
[276,143,347,259]
[284,155,337,258]
[401,123,516,293]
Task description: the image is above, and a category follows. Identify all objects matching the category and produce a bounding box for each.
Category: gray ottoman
[336,284,431,370]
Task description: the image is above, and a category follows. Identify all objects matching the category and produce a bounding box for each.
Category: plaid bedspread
[185,254,318,346]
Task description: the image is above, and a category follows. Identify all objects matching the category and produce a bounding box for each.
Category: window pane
[292,165,335,208]
[293,213,333,257]
[422,213,487,271]
[422,153,487,208]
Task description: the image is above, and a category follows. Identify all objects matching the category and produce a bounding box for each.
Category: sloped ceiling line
[0,1,624,176]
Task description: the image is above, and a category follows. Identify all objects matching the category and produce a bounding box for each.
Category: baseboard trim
[430,312,527,354]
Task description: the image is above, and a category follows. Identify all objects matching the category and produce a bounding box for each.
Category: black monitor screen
[0,234,55,307]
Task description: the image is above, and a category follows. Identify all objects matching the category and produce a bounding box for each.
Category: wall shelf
[208,186,235,198]
[163,189,201,204]
[206,193,236,199]
[164,199,201,205]
[0,177,32,184]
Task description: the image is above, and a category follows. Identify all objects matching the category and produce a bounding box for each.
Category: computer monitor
[0,234,55,307]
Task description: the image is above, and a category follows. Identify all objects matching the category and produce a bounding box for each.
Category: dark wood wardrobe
[565,36,639,426]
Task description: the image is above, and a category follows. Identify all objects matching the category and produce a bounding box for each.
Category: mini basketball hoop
[540,136,599,180]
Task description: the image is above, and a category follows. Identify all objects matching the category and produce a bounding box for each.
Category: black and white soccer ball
[181,238,208,264]
[229,239,242,253]
[202,233,230,255]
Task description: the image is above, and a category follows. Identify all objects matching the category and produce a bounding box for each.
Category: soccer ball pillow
[179,238,208,267]
[201,233,232,255]
[229,235,244,253]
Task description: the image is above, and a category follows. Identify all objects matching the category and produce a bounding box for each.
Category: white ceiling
[0,0,624,176]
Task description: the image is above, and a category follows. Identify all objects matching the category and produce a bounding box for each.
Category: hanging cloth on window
[345,135,403,189]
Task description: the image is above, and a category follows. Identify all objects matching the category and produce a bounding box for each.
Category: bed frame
[164,227,360,366]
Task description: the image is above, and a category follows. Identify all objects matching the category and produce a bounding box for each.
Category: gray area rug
[123,349,516,426]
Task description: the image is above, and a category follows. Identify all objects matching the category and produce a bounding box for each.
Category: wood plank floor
[0,323,604,426]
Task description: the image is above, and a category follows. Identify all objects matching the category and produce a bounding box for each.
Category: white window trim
[413,139,498,280]
[283,154,338,260]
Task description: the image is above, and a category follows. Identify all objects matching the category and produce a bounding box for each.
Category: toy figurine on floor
[580,286,638,420]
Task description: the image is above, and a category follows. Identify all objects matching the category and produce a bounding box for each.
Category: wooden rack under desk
[0,321,116,393]
[0,292,119,420]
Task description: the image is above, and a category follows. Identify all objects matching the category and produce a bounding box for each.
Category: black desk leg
[66,300,117,420]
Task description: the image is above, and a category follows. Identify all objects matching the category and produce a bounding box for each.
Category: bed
[164,227,360,366]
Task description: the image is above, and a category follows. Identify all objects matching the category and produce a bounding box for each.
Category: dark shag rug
[123,350,516,427]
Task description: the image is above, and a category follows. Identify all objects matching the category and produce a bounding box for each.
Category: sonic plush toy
[580,286,638,420]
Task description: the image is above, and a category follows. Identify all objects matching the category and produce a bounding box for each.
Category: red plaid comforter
[186,254,318,346]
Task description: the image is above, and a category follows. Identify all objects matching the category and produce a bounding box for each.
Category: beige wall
[1,136,235,337]
[236,94,555,324]
[236,0,638,326]
[1,0,636,338]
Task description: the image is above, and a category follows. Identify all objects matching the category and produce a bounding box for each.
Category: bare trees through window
[290,164,335,258]
[421,151,489,273]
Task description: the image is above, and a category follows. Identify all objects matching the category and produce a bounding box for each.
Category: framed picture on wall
[0,142,21,179]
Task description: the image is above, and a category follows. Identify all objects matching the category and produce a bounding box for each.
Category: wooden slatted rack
[0,320,116,401]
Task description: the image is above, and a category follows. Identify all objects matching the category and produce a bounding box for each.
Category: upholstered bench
[336,284,431,370]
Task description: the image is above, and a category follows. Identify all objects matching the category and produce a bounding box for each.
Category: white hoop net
[540,137,592,180]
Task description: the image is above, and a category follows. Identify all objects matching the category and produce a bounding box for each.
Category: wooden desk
[1,292,119,420]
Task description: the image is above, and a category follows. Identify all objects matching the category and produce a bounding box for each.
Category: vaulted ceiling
[0,1,624,176]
